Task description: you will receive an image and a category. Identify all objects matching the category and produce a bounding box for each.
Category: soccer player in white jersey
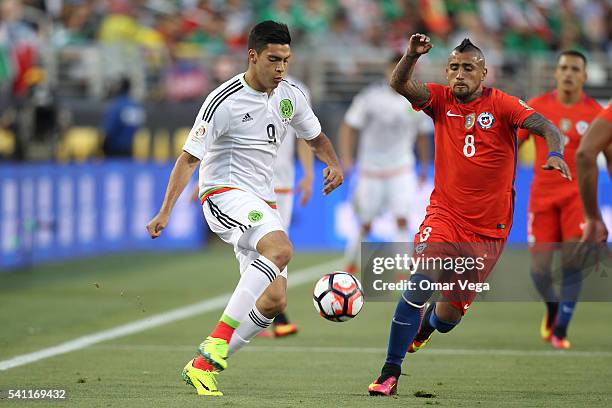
[269,76,314,337]
[145,21,343,396]
[340,54,433,273]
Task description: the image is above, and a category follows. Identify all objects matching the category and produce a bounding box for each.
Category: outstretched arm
[146,151,201,238]
[521,113,571,180]
[390,33,433,108]
[305,132,344,195]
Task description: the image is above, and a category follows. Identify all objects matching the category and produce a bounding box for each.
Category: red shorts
[527,188,584,252]
[413,209,506,315]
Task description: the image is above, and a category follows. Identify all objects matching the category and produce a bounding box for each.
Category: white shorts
[353,168,417,224]
[202,189,287,277]
[275,189,294,231]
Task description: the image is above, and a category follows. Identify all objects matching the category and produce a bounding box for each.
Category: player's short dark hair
[558,50,587,66]
[247,20,291,54]
[453,38,484,58]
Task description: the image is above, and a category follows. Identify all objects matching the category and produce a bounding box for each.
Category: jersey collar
[240,73,268,96]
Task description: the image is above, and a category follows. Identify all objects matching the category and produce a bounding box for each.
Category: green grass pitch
[1,245,611,407]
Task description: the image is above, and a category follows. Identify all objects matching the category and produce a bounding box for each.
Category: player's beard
[452,84,477,102]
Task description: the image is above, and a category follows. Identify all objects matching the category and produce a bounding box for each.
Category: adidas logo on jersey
[242,113,253,122]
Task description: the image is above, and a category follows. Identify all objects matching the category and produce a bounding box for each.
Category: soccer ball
[312,272,364,322]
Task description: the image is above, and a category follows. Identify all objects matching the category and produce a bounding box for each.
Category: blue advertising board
[1,161,611,270]
[0,161,204,270]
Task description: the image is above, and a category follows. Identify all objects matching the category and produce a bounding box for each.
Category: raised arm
[146,151,201,238]
[390,33,433,107]
[521,112,571,180]
[305,132,344,195]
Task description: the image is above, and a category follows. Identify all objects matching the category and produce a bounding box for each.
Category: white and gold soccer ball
[312,272,364,322]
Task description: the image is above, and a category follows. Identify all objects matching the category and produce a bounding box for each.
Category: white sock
[345,230,364,266]
[228,306,273,356]
[222,255,280,326]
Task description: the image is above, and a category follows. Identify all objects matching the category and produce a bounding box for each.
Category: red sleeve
[499,92,537,128]
[412,83,446,118]
[598,101,612,122]
[516,97,538,142]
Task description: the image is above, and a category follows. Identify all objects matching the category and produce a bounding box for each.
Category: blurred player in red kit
[517,51,602,350]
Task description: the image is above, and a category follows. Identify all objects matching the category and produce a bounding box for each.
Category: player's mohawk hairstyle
[453,38,485,64]
[454,38,482,54]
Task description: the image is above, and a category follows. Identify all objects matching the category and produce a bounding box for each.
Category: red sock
[210,321,235,342]
[193,355,214,371]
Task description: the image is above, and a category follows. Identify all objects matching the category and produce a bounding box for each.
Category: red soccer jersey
[517,91,602,193]
[416,84,535,238]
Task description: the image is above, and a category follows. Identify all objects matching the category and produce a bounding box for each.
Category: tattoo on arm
[389,55,430,107]
[521,113,564,155]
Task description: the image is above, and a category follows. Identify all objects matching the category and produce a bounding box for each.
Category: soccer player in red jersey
[367,34,570,396]
[577,101,612,243]
[516,51,602,350]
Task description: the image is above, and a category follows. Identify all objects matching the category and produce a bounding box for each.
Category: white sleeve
[416,110,434,134]
[344,92,367,129]
[290,87,321,140]
[182,98,230,160]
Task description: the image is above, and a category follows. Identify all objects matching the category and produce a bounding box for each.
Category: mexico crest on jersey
[477,112,494,129]
[248,210,263,223]
[280,99,293,119]
[464,113,476,129]
[576,120,589,135]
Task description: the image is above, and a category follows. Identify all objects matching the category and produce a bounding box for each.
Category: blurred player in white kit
[340,54,433,273]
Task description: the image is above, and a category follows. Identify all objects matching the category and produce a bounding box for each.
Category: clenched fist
[146,212,169,239]
[407,33,433,57]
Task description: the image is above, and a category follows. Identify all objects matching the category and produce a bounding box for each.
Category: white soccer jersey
[183,73,321,202]
[344,81,433,172]
[273,76,312,190]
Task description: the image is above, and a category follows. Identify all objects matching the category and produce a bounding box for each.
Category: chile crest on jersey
[477,112,495,130]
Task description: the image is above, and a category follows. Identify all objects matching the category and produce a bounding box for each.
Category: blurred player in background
[577,101,612,243]
[268,75,315,337]
[339,54,432,274]
[146,21,343,396]
[517,51,602,349]
[368,34,570,396]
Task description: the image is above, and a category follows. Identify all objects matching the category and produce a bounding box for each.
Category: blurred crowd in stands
[0,0,610,160]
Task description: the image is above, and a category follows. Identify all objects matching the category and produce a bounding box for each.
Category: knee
[401,274,435,306]
[266,241,292,270]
